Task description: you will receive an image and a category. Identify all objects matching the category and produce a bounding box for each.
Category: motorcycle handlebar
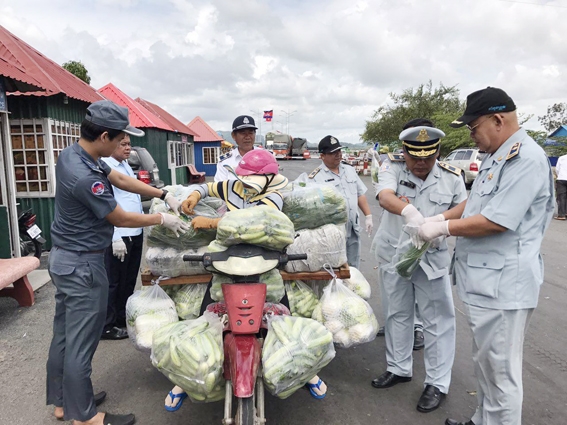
[183,254,204,262]
[286,253,308,261]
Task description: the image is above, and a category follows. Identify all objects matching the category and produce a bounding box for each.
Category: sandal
[305,378,327,399]
[165,390,188,412]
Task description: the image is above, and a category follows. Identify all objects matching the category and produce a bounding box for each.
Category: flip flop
[305,379,327,399]
[165,390,188,412]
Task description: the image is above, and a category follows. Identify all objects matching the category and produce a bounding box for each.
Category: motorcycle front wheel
[236,396,255,425]
[19,234,42,258]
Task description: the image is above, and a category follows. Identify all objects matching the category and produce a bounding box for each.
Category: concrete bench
[0,257,40,307]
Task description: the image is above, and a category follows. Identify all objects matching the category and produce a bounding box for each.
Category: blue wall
[194,141,221,176]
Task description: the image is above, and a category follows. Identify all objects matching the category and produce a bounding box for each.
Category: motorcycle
[18,207,46,259]
[183,244,307,425]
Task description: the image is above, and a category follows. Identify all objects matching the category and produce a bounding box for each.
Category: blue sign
[0,79,7,112]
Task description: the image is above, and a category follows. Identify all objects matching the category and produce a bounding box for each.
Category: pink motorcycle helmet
[235,149,279,176]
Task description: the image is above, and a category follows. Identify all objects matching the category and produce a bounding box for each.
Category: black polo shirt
[51,142,118,251]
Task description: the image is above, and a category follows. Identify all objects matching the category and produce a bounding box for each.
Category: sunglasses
[466,115,494,133]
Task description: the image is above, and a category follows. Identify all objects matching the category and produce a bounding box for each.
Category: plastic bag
[343,267,371,300]
[151,312,225,403]
[210,268,285,303]
[126,283,179,352]
[216,206,295,250]
[314,266,378,348]
[145,245,209,277]
[262,315,335,399]
[392,224,430,278]
[285,224,347,272]
[282,182,348,230]
[172,283,208,320]
[284,280,320,318]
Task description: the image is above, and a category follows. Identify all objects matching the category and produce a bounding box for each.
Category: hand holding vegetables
[181,191,201,215]
[401,204,425,227]
[418,220,450,242]
[158,212,190,237]
[164,192,182,216]
[191,216,221,230]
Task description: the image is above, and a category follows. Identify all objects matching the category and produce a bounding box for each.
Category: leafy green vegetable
[395,242,431,278]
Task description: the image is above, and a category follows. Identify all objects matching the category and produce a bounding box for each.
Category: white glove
[418,221,451,242]
[112,238,127,262]
[424,214,445,223]
[159,212,190,237]
[365,214,373,236]
[401,204,425,227]
[164,192,182,216]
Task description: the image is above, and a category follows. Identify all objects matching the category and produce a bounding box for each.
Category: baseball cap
[450,87,516,128]
[318,135,344,154]
[85,100,145,137]
[399,126,445,158]
[232,115,258,131]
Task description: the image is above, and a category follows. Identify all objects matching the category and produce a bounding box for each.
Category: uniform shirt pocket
[465,252,505,298]
[429,193,453,214]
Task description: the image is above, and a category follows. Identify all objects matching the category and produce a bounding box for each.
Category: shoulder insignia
[340,161,353,167]
[218,151,232,162]
[438,161,462,176]
[308,167,321,179]
[505,142,521,161]
[387,152,405,162]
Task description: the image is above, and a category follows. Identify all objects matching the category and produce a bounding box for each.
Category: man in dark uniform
[46,100,188,425]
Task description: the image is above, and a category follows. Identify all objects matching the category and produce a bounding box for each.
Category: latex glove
[191,216,221,230]
[418,221,451,242]
[365,214,373,236]
[112,238,127,262]
[164,192,182,216]
[424,214,445,223]
[159,212,190,237]
[181,191,201,215]
[401,204,425,227]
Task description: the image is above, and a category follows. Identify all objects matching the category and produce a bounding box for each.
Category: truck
[272,134,310,160]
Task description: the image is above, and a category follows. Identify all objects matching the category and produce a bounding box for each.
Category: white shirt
[556,154,567,181]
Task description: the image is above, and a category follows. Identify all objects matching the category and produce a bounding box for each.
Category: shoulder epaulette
[308,167,321,179]
[437,161,462,176]
[218,151,233,162]
[505,142,521,161]
[387,152,405,162]
[340,161,353,167]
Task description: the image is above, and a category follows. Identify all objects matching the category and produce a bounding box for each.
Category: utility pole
[249,109,262,146]
[280,109,297,135]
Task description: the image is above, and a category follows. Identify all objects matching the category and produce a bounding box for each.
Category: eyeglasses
[466,115,494,133]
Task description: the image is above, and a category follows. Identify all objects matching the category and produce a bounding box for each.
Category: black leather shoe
[413,328,424,351]
[445,419,475,425]
[103,413,135,425]
[101,327,128,340]
[94,391,107,406]
[376,326,385,337]
[371,371,411,388]
[417,385,444,412]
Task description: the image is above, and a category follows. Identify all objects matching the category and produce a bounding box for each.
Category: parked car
[442,148,487,186]
[127,146,164,205]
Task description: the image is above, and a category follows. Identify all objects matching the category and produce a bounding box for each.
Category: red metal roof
[135,97,198,137]
[187,116,223,142]
[0,25,103,103]
[99,83,173,131]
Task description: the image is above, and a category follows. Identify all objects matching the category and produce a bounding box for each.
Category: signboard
[0,79,7,112]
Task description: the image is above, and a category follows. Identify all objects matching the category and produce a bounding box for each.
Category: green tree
[361,81,471,156]
[62,60,91,84]
[538,103,567,133]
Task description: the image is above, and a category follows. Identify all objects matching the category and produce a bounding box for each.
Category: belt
[54,246,105,255]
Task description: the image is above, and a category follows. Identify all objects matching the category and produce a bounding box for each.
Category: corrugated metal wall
[194,141,221,176]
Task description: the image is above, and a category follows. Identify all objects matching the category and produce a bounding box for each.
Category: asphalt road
[1,158,566,425]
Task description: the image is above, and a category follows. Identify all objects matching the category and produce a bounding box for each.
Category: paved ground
[1,158,566,425]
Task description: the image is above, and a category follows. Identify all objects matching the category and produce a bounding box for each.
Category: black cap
[318,135,344,154]
[399,126,445,158]
[232,115,258,131]
[450,87,516,128]
[85,100,144,137]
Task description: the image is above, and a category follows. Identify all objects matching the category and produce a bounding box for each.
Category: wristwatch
[160,189,168,200]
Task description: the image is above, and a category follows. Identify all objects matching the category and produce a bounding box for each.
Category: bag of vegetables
[216,206,295,251]
[151,312,225,403]
[262,315,335,399]
[126,283,179,352]
[392,224,431,278]
[342,267,371,300]
[282,183,348,230]
[284,224,347,272]
[211,268,285,303]
[312,266,378,348]
[172,283,208,320]
[145,245,210,277]
[284,280,320,318]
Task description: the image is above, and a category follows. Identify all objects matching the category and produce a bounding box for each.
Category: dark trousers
[557,180,567,217]
[104,234,144,331]
[46,247,108,422]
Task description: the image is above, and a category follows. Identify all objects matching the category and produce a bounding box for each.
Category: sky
[1,0,566,144]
